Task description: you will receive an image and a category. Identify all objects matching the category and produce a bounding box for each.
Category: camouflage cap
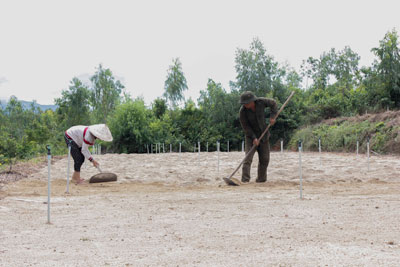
[239,91,257,104]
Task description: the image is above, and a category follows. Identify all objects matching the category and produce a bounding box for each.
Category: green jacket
[239,97,278,141]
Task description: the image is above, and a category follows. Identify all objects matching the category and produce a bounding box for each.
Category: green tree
[55,77,91,129]
[371,29,400,108]
[232,37,284,97]
[107,98,152,153]
[0,97,37,169]
[198,79,241,149]
[174,99,205,149]
[301,46,360,91]
[301,46,361,120]
[152,98,167,119]
[90,64,124,123]
[163,58,188,108]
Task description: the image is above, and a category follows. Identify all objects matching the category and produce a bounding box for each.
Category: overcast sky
[0,0,399,105]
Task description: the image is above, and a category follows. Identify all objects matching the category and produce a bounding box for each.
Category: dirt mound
[323,110,400,126]
[0,156,64,189]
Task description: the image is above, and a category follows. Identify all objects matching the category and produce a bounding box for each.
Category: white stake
[198,141,200,162]
[46,145,51,224]
[227,141,230,152]
[217,141,220,173]
[367,138,370,172]
[299,141,303,199]
[147,144,149,154]
[179,143,181,153]
[163,143,165,153]
[170,144,172,153]
[356,140,359,156]
[318,137,321,165]
[206,142,208,152]
[66,145,71,193]
[242,141,245,152]
[280,139,283,153]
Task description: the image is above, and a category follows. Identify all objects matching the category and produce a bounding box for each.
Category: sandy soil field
[1,151,400,266]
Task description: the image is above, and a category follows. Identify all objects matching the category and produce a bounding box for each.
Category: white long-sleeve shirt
[66,125,95,162]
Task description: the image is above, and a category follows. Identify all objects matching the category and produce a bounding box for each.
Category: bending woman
[64,124,113,184]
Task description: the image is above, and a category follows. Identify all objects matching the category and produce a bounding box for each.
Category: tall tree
[90,64,124,123]
[232,37,283,97]
[55,77,91,129]
[163,58,188,108]
[198,79,241,143]
[301,46,360,91]
[371,29,400,108]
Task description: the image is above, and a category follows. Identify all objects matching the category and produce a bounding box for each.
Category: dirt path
[1,152,400,266]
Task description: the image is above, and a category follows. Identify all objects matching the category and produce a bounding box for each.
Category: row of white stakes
[146,141,237,154]
[297,138,372,199]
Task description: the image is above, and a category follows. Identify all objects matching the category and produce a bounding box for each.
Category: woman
[64,124,113,184]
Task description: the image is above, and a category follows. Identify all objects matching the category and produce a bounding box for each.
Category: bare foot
[73,178,87,185]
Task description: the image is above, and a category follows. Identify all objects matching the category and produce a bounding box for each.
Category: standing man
[239,91,277,183]
[64,124,113,184]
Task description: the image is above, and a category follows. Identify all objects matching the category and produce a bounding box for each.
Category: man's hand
[253,138,260,146]
[270,117,276,126]
[92,160,99,168]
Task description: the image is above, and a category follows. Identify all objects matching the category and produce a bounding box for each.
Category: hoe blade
[223,177,241,186]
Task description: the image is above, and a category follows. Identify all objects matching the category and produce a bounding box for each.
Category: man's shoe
[255,178,266,183]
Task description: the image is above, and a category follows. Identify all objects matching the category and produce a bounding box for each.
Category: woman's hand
[92,160,100,168]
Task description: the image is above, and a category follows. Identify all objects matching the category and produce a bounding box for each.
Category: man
[64,124,113,184]
[239,91,277,183]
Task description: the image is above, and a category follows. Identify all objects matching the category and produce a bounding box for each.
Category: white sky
[0,0,399,105]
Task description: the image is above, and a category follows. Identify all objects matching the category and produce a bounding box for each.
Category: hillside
[0,99,57,111]
[288,110,400,154]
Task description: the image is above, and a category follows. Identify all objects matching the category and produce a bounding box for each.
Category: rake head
[223,177,241,186]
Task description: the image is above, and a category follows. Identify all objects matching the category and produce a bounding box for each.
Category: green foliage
[163,58,188,108]
[90,64,124,123]
[232,37,283,97]
[55,77,91,129]
[289,119,397,153]
[198,79,242,149]
[0,97,63,168]
[107,98,153,153]
[371,29,400,108]
[152,98,167,119]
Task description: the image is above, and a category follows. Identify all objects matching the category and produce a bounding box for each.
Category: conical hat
[88,124,113,142]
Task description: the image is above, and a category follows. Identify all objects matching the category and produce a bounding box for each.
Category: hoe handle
[227,91,295,180]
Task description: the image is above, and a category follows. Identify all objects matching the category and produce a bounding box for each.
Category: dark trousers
[241,137,270,182]
[64,134,85,172]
